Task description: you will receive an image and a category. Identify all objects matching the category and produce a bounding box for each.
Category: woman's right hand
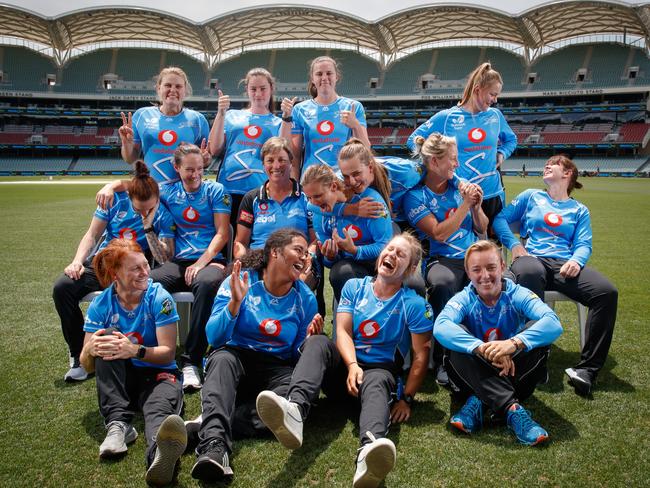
[281,97,296,118]
[511,244,529,260]
[217,90,230,115]
[229,260,249,305]
[319,239,338,261]
[118,112,134,144]
[355,197,384,218]
[96,183,115,210]
[64,261,85,280]
[346,363,364,397]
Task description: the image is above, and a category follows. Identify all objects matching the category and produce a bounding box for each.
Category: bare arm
[64,217,108,280]
[336,311,363,397]
[415,200,473,242]
[391,331,431,423]
[118,111,141,164]
[291,133,303,181]
[233,224,251,260]
[208,90,229,156]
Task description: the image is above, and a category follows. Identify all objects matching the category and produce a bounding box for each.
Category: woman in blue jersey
[403,132,487,385]
[117,66,210,184]
[209,68,293,230]
[289,56,371,177]
[53,161,175,382]
[407,62,516,237]
[494,155,618,396]
[190,229,322,483]
[79,239,186,486]
[435,240,562,446]
[301,164,393,301]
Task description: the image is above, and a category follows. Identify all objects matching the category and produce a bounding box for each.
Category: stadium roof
[2,1,650,66]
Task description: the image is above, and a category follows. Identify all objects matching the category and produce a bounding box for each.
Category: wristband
[510,337,523,351]
[144,226,154,234]
[402,394,414,406]
[282,115,293,122]
[347,361,358,367]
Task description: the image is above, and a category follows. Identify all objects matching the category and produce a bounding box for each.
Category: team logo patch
[359,319,380,339]
[223,194,231,207]
[161,298,173,315]
[445,208,457,220]
[468,128,486,144]
[344,224,362,242]
[244,125,262,139]
[158,129,178,146]
[156,372,177,383]
[239,210,254,224]
[543,212,563,227]
[483,327,502,342]
[317,120,335,136]
[119,227,137,240]
[425,305,434,320]
[183,206,200,222]
[259,318,282,337]
[259,202,269,212]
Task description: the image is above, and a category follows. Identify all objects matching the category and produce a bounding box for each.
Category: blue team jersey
[338,277,433,364]
[493,189,592,267]
[218,110,282,195]
[406,106,517,200]
[132,106,210,184]
[94,191,176,253]
[84,280,179,369]
[159,180,231,261]
[310,187,392,266]
[292,97,367,174]
[376,156,425,222]
[403,179,477,259]
[237,180,312,249]
[205,269,317,361]
[434,278,562,355]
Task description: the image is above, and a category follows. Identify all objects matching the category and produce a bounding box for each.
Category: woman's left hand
[95,331,137,360]
[559,260,581,278]
[496,152,504,169]
[141,202,159,228]
[478,339,516,362]
[307,313,323,336]
[332,228,357,255]
[185,263,205,286]
[390,400,411,423]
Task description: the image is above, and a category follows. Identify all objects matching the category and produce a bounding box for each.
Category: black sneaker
[191,439,233,483]
[565,367,593,396]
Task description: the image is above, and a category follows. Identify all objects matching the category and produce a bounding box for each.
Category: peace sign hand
[118,112,134,144]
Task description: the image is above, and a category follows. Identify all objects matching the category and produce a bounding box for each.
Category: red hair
[92,239,144,288]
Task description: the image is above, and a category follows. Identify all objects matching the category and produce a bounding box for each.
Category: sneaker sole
[99,427,138,459]
[565,368,592,396]
[354,441,396,488]
[450,420,472,434]
[256,393,302,450]
[191,457,234,483]
[146,415,187,486]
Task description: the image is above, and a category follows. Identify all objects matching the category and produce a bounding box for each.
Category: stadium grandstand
[1,1,650,176]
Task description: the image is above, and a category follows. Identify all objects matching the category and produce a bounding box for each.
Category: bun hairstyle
[301,163,346,193]
[412,132,457,165]
[93,238,144,288]
[129,160,159,202]
[307,56,341,98]
[458,62,502,107]
[339,138,392,210]
[241,67,276,112]
[237,228,307,273]
[547,154,583,195]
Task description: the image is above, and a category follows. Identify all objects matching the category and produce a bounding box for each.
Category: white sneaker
[256,390,303,449]
[64,357,88,382]
[353,432,396,488]
[146,414,187,487]
[182,364,202,391]
[99,421,138,458]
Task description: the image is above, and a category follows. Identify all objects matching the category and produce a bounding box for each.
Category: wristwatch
[143,226,155,234]
[137,345,147,359]
[402,394,414,406]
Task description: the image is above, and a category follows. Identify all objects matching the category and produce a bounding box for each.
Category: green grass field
[0,176,649,487]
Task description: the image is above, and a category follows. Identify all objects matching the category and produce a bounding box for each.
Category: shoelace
[509,407,535,433]
[460,396,482,419]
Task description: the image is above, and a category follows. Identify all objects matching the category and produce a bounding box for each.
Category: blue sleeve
[496,110,517,159]
[154,204,176,239]
[354,211,393,261]
[402,187,430,226]
[337,279,359,313]
[493,189,535,250]
[406,112,443,152]
[83,294,109,333]
[433,291,484,354]
[405,294,434,335]
[353,100,367,127]
[131,109,144,145]
[291,104,305,135]
[570,206,592,267]
[210,183,232,215]
[205,276,238,347]
[511,284,563,350]
[152,288,179,327]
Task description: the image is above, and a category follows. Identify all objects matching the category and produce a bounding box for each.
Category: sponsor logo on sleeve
[239,210,254,224]
[161,298,173,315]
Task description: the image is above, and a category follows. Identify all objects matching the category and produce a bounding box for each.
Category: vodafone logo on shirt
[317,120,335,135]
[544,212,563,227]
[445,208,457,220]
[244,125,262,139]
[158,130,178,146]
[259,318,282,337]
[483,327,502,342]
[343,224,362,242]
[119,227,137,240]
[467,128,486,144]
[183,206,200,222]
[359,319,380,339]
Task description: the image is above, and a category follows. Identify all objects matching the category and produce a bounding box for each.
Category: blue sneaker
[450,395,483,434]
[507,404,549,446]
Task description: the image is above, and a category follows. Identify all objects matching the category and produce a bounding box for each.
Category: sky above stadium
[8,0,650,22]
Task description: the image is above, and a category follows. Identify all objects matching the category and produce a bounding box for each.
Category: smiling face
[303,180,339,213]
[543,158,570,186]
[429,143,459,181]
[114,251,150,294]
[263,149,291,184]
[465,248,505,303]
[247,74,272,112]
[131,196,158,219]
[175,152,204,192]
[339,155,373,194]
[157,73,186,111]
[473,81,502,112]
[377,236,413,282]
[311,60,338,97]
[274,236,309,282]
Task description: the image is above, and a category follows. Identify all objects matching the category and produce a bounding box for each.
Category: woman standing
[407,62,516,236]
[209,68,293,229]
[494,155,618,396]
[118,67,211,184]
[289,56,370,177]
[80,239,186,486]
